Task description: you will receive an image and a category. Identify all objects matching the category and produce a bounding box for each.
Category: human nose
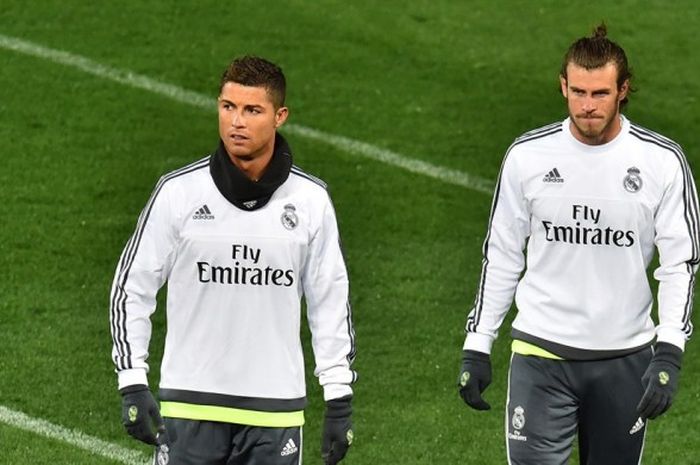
[231,110,245,127]
[581,97,596,113]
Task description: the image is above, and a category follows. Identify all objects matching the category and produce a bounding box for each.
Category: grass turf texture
[1,1,700,464]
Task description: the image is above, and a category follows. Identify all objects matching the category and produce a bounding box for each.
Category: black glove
[636,342,683,420]
[458,350,492,410]
[120,384,166,446]
[322,396,353,465]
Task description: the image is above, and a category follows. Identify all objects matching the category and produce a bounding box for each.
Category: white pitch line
[0,33,494,195]
[0,405,150,465]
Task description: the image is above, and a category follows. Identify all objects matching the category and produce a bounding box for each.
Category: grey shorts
[153,418,302,465]
[506,348,652,465]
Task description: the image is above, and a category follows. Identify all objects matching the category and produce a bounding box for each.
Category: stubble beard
[571,110,619,145]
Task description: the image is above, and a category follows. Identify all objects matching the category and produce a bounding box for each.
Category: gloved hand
[321,396,353,465]
[636,342,683,420]
[458,350,492,410]
[120,384,166,445]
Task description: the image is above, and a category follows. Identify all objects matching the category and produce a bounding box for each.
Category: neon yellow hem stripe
[511,340,564,360]
[160,402,305,427]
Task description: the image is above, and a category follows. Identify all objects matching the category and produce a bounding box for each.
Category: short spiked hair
[219,56,286,109]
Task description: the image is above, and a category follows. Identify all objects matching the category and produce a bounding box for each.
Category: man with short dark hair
[111,56,356,465]
[458,25,698,464]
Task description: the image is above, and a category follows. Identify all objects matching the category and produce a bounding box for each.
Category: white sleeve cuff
[463,332,495,354]
[656,328,686,352]
[117,368,149,390]
[323,383,353,401]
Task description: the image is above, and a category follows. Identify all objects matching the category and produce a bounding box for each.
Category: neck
[210,133,293,211]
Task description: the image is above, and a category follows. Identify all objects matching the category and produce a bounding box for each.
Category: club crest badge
[128,405,138,423]
[281,204,299,230]
[512,406,526,430]
[156,444,170,465]
[623,167,643,193]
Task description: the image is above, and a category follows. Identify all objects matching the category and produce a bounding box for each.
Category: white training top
[465,116,699,358]
[110,157,356,409]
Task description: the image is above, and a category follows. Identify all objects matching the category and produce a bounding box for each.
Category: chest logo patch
[281,204,299,230]
[542,167,564,183]
[623,167,643,193]
[193,204,215,220]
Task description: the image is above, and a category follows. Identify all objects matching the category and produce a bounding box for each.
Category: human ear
[559,75,568,98]
[274,107,289,128]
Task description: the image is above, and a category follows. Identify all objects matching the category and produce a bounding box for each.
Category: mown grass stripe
[0,33,494,195]
[0,405,149,465]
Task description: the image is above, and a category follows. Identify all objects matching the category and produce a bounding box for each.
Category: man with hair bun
[458,24,698,464]
[110,56,356,465]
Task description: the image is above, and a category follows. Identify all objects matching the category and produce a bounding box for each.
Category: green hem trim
[160,401,305,427]
[512,340,564,360]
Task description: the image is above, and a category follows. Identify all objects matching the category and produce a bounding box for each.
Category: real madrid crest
[156,443,170,465]
[512,406,526,430]
[281,204,298,230]
[623,167,643,193]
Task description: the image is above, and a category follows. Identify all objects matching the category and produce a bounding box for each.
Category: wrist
[117,368,148,390]
[655,328,686,352]
[120,384,149,396]
[654,342,683,368]
[464,333,494,354]
[326,396,352,418]
[463,350,490,363]
[322,382,353,401]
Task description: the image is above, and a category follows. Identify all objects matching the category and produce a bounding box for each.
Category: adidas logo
[280,438,298,456]
[629,417,645,435]
[242,200,258,209]
[192,204,215,220]
[542,167,564,183]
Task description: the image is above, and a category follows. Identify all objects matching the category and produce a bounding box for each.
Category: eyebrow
[569,85,611,93]
[218,99,265,109]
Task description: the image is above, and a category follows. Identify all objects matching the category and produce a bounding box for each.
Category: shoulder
[511,121,565,149]
[138,156,212,219]
[288,164,329,194]
[627,121,685,155]
[627,121,690,175]
[501,121,565,167]
[284,166,337,224]
[158,156,211,185]
[152,156,211,196]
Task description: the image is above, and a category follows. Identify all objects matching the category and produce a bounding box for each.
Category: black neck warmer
[210,133,293,211]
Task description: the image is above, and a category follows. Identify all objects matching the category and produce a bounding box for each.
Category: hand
[636,342,683,420]
[458,350,492,410]
[322,396,353,465]
[120,384,166,445]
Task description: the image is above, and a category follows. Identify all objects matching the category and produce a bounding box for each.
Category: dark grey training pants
[506,349,652,465]
[153,418,302,465]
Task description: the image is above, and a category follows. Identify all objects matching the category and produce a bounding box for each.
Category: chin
[575,122,602,138]
[225,145,251,158]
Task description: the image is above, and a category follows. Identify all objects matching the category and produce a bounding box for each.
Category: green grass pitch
[1,1,700,464]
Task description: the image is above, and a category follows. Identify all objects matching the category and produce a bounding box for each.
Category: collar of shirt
[209,133,293,211]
